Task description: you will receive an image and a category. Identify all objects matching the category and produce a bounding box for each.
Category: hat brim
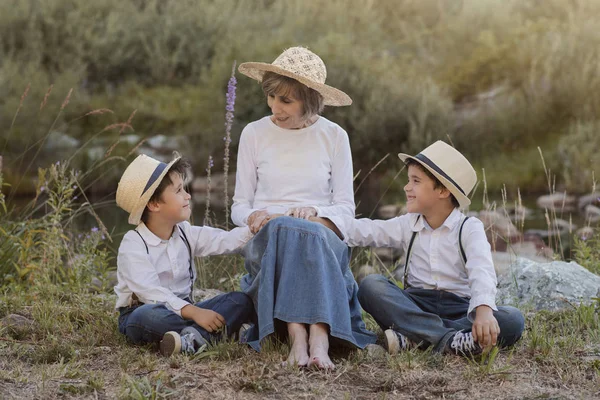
[398,153,471,208]
[127,157,181,225]
[238,62,352,107]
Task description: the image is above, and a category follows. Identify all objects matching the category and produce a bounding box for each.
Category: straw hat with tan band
[238,47,352,107]
[116,154,181,225]
[398,141,477,208]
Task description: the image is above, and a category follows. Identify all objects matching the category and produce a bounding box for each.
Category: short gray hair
[261,71,325,118]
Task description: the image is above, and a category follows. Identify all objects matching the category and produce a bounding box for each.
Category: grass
[0,287,599,398]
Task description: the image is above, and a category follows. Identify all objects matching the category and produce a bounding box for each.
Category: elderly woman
[232,47,376,370]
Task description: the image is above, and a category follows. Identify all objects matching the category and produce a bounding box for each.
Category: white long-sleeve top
[231,116,355,226]
[114,221,252,315]
[329,208,497,320]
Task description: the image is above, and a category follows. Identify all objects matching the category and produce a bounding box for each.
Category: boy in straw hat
[323,141,525,356]
[115,153,255,356]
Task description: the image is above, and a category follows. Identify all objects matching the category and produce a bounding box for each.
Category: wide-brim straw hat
[238,46,352,106]
[398,141,477,208]
[116,154,181,225]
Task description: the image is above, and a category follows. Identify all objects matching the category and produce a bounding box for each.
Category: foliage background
[2,0,599,204]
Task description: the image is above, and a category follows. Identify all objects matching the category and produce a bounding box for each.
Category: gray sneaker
[446,331,482,356]
[160,327,208,356]
[384,329,417,355]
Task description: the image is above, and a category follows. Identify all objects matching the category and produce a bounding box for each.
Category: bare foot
[308,323,335,370]
[283,323,309,367]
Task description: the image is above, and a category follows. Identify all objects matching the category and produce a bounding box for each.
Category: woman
[232,47,376,370]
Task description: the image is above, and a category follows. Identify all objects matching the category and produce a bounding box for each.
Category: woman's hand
[248,210,270,234]
[285,207,317,220]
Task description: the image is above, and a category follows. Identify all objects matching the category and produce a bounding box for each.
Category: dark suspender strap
[459,216,470,265]
[178,225,195,303]
[134,230,149,254]
[403,232,418,289]
[403,215,421,289]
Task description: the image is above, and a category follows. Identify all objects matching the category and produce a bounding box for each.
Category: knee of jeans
[228,291,254,309]
[498,306,525,337]
[357,274,387,303]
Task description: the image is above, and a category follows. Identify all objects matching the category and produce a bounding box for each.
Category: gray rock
[364,343,387,359]
[536,193,577,212]
[0,314,34,333]
[496,258,600,311]
[578,192,600,210]
[576,227,595,240]
[356,265,378,285]
[193,288,225,302]
[584,205,600,223]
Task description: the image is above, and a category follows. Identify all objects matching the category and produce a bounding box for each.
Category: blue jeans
[118,292,255,345]
[240,217,376,351]
[358,275,525,353]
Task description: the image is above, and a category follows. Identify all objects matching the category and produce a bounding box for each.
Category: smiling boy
[324,141,525,355]
[115,154,254,356]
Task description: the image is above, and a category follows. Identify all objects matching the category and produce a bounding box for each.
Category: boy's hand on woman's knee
[181,304,226,333]
[248,210,270,234]
[472,305,500,349]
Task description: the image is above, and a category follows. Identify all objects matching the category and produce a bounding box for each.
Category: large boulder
[496,257,600,311]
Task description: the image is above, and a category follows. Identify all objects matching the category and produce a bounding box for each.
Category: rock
[364,343,387,359]
[584,205,600,223]
[536,193,577,212]
[496,258,600,311]
[89,271,118,293]
[377,205,402,220]
[356,265,378,285]
[478,210,521,251]
[479,210,520,238]
[0,314,34,335]
[193,288,225,302]
[501,205,534,222]
[578,192,600,210]
[372,246,403,262]
[575,226,595,241]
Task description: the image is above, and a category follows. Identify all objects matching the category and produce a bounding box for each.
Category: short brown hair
[261,71,325,118]
[405,159,459,208]
[140,157,191,224]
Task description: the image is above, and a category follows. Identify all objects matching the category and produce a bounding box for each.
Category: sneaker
[159,327,208,356]
[384,329,416,355]
[238,323,252,343]
[446,330,482,356]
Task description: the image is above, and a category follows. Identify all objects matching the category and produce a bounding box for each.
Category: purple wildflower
[223,61,237,228]
[40,186,46,192]
[91,227,99,232]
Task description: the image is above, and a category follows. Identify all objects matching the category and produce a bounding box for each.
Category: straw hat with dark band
[398,141,477,208]
[238,47,352,107]
[116,154,181,225]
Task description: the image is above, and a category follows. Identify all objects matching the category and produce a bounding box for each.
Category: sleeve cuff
[168,297,191,317]
[467,295,498,322]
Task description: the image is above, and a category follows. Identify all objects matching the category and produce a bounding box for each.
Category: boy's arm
[117,233,190,316]
[322,214,408,248]
[462,218,498,321]
[186,222,253,257]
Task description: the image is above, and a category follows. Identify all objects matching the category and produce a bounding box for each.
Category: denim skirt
[240,216,376,351]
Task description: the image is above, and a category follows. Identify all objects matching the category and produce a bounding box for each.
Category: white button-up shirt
[329,208,497,319]
[114,221,252,315]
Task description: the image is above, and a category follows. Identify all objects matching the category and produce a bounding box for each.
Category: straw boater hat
[116,154,181,225]
[238,47,352,106]
[398,141,477,208]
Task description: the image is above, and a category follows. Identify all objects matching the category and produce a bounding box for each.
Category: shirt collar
[136,222,177,247]
[409,208,464,232]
